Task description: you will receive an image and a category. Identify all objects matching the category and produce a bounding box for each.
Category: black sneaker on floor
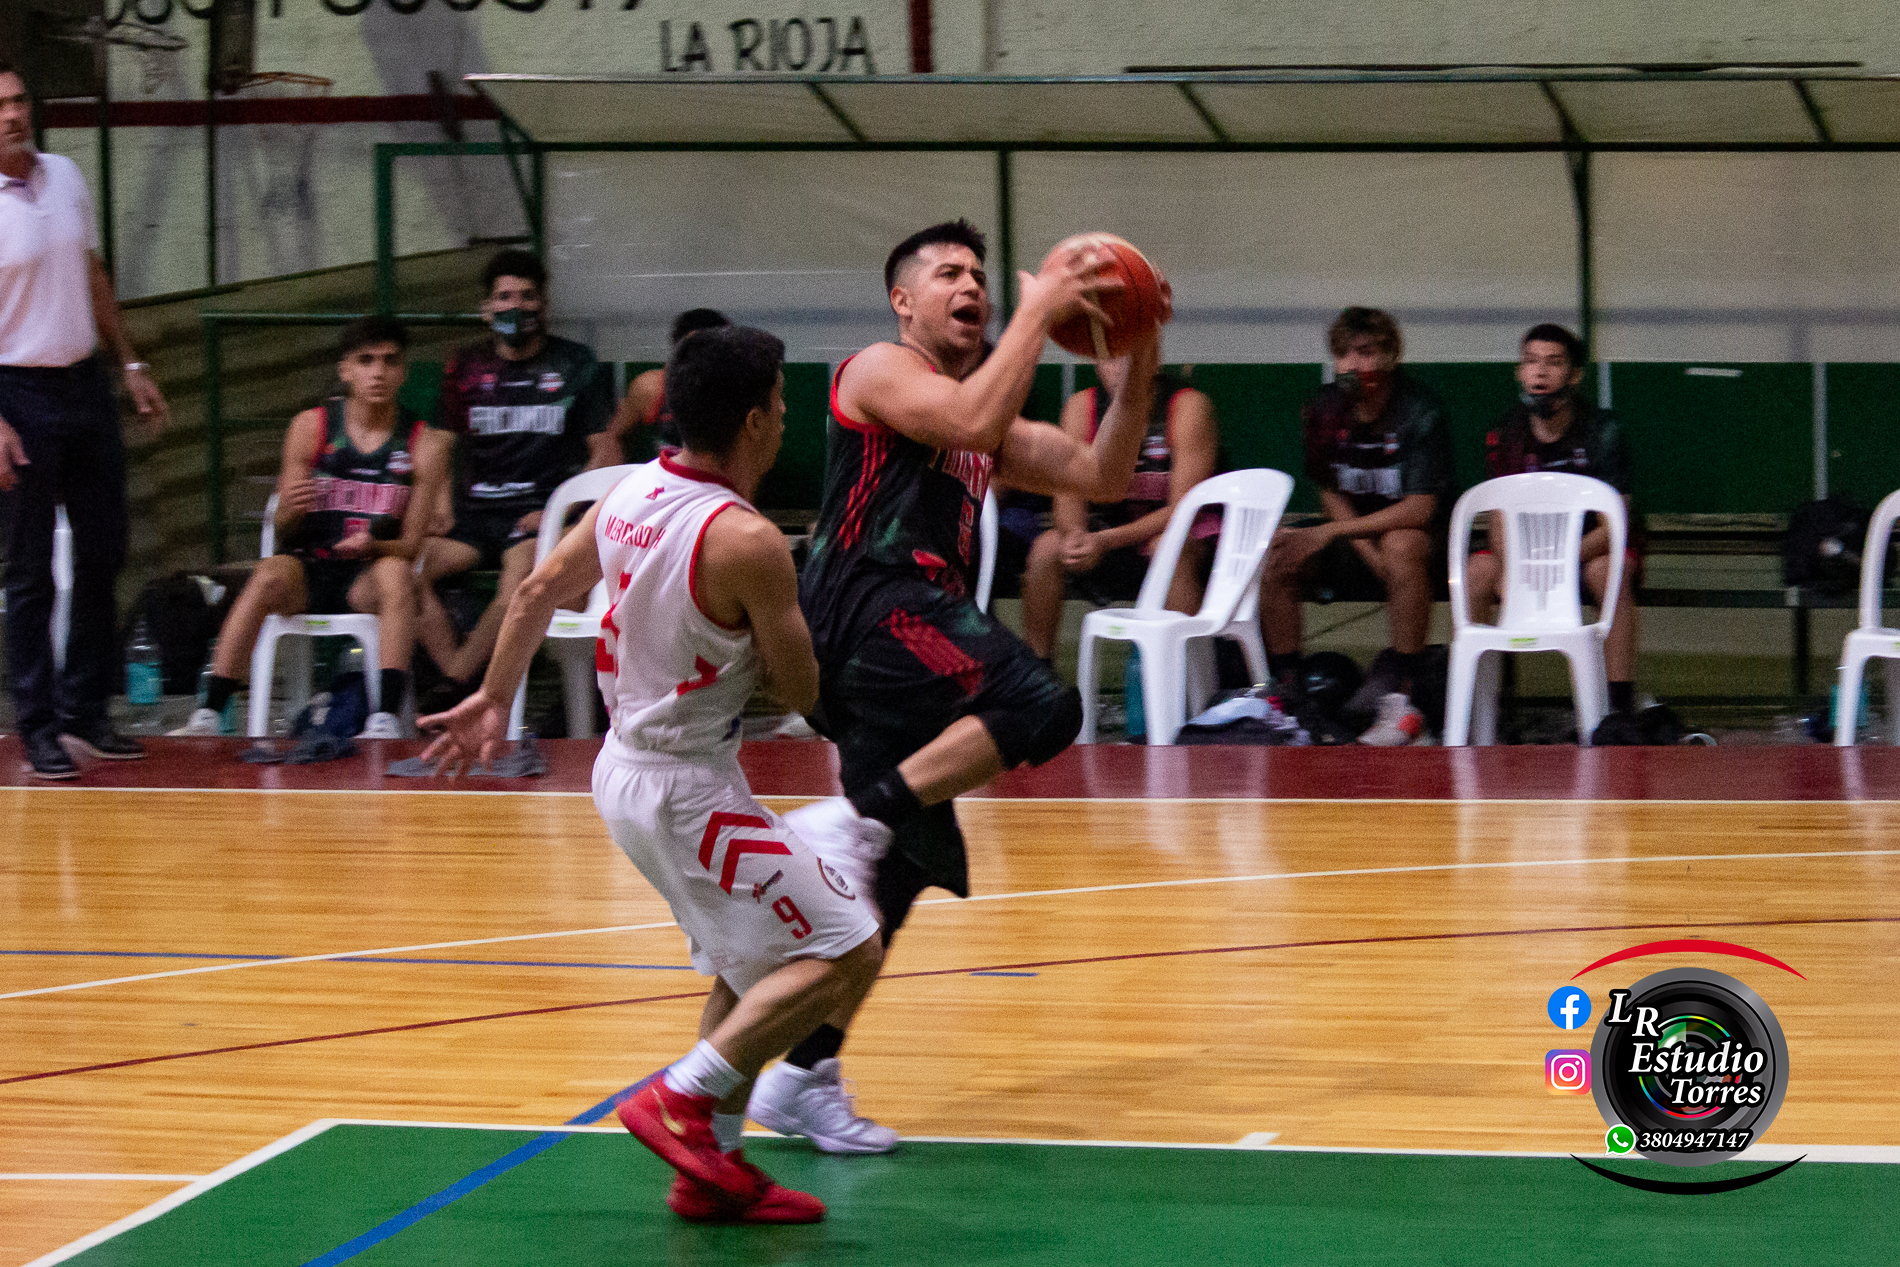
[60,721,147,761]
[23,731,79,780]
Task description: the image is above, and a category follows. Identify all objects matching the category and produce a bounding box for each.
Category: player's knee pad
[985,684,1082,769]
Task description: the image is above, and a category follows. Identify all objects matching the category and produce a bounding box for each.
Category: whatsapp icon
[1605,1124,1636,1155]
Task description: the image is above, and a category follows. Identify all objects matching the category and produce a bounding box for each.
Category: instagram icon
[1546,1050,1591,1094]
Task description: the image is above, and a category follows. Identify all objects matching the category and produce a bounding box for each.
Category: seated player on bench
[1018,356,1220,661]
[606,307,730,461]
[415,250,617,710]
[174,317,450,737]
[1257,306,1452,745]
[1466,322,1640,717]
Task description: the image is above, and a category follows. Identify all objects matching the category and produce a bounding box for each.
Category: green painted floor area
[60,1125,1900,1267]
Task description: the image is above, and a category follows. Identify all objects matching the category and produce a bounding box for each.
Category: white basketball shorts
[592,736,879,995]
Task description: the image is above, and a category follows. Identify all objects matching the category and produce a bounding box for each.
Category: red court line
[6,914,1889,1088]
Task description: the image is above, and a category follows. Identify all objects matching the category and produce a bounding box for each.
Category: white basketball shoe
[748,1058,898,1154]
[360,712,404,739]
[169,707,224,737]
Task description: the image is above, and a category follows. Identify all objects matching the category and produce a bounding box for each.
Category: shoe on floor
[169,707,224,737]
[617,1080,763,1201]
[1357,692,1425,747]
[748,1058,898,1155]
[782,798,892,901]
[22,731,78,780]
[59,721,145,760]
[667,1151,825,1223]
[360,711,403,739]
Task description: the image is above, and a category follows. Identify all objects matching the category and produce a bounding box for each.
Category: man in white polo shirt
[1,60,170,779]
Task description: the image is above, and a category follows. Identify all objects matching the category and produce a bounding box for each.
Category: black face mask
[492,307,543,349]
[1520,386,1571,419]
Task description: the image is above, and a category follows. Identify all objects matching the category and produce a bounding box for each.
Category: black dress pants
[0,357,129,739]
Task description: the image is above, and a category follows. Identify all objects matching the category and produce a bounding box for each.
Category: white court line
[912,846,1900,908]
[23,1119,339,1267]
[10,846,1899,1002]
[0,1173,203,1181]
[0,921,679,1002]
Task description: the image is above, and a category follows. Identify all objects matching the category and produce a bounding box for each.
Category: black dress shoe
[59,720,147,761]
[22,732,79,780]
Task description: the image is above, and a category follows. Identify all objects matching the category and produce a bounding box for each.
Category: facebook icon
[1547,986,1591,1031]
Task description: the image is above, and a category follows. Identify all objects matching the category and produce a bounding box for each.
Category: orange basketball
[1044,232,1170,360]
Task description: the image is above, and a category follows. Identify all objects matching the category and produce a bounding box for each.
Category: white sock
[712,1112,746,1154]
[662,1040,744,1101]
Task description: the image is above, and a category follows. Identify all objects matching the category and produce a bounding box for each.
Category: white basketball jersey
[594,454,760,757]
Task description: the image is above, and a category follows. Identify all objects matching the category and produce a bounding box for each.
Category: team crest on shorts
[817,858,856,900]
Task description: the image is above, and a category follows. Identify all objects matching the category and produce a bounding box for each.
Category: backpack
[125,572,232,694]
[1783,496,1869,594]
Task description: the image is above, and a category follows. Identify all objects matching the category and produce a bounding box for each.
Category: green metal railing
[199,310,484,564]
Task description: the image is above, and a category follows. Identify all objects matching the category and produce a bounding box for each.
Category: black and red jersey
[800,350,994,611]
[1302,371,1453,517]
[1484,401,1631,493]
[1079,372,1209,532]
[290,397,424,559]
[431,335,612,515]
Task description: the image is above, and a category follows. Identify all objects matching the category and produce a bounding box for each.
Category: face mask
[1337,368,1388,399]
[491,307,542,348]
[1520,386,1570,419]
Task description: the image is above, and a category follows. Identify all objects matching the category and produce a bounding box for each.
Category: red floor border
[4,737,1900,801]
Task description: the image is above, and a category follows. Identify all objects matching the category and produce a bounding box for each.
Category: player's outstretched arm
[419,500,606,773]
[698,510,818,716]
[841,243,1116,455]
[993,328,1163,501]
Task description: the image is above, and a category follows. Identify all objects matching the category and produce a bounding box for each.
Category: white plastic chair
[51,505,72,673]
[974,487,999,614]
[1834,488,1900,746]
[1076,469,1292,746]
[247,493,387,737]
[1443,472,1627,747]
[506,465,636,740]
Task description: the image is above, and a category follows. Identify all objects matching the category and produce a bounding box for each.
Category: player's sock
[204,675,241,715]
[782,1024,846,1071]
[663,1040,745,1101]
[381,669,409,712]
[712,1111,746,1154]
[1609,680,1636,714]
[1268,651,1304,685]
[848,770,922,832]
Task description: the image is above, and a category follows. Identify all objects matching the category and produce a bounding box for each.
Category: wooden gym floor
[3,739,1899,1264]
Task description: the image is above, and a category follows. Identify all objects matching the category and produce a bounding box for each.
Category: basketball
[1044,232,1170,360]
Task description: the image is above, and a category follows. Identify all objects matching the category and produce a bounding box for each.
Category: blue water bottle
[1123,648,1146,742]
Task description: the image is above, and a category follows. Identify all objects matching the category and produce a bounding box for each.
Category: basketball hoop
[42,16,187,96]
[227,71,335,265]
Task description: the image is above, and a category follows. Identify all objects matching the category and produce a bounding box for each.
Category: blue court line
[970,970,1039,977]
[301,1072,658,1266]
[0,949,693,970]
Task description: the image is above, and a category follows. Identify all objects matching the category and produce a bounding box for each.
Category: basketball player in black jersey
[745,220,1166,1152]
[178,317,452,737]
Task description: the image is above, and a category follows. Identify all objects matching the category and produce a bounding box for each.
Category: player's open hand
[1019,241,1122,329]
[330,531,373,560]
[125,365,170,439]
[418,691,507,776]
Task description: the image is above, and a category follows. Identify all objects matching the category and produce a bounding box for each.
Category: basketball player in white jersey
[420,326,882,1224]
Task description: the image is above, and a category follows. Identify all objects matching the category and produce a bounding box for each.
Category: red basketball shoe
[616,1081,762,1202]
[666,1151,825,1224]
